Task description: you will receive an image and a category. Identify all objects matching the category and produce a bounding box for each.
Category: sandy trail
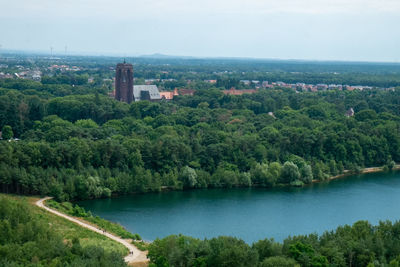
[35,197,148,265]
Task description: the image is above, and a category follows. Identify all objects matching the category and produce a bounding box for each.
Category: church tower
[115,61,134,103]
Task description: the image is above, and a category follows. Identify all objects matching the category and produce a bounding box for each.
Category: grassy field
[2,194,128,256]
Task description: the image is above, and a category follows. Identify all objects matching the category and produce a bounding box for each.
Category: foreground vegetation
[0,194,127,266]
[5,191,400,267]
[148,220,400,267]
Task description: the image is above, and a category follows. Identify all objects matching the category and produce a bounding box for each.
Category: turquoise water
[78,171,400,243]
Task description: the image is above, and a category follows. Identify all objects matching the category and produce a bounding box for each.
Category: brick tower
[115,61,133,103]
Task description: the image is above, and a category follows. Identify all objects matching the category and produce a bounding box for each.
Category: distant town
[0,59,397,102]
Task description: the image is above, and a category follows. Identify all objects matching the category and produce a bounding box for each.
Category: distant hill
[139,53,196,59]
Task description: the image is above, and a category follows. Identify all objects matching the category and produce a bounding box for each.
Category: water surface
[78,171,400,243]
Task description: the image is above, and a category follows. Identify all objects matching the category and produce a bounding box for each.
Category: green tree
[207,236,259,267]
[253,238,282,261]
[300,164,313,184]
[1,125,13,140]
[289,241,328,267]
[267,162,282,186]
[250,163,269,186]
[280,162,300,184]
[260,256,298,267]
[179,166,198,188]
[328,160,338,176]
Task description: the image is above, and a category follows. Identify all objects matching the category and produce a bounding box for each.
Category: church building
[115,62,134,103]
[114,61,161,103]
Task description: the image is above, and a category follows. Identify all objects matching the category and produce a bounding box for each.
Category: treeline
[0,78,107,100]
[0,195,126,266]
[0,80,400,200]
[0,153,332,201]
[41,74,89,86]
[215,72,400,89]
[148,220,400,267]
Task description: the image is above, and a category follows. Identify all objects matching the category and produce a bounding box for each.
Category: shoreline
[74,164,400,201]
[313,165,400,184]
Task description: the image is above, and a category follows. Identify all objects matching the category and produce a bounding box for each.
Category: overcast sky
[1,0,399,62]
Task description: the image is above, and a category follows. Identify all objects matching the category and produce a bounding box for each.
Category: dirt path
[35,197,148,266]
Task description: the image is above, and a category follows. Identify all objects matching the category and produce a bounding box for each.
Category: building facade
[115,62,134,103]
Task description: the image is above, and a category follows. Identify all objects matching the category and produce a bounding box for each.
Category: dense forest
[0,77,399,201]
[147,220,400,267]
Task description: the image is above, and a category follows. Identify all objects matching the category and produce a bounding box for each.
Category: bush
[290,180,304,187]
[260,256,298,267]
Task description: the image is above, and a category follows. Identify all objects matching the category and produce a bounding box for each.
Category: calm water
[78,171,400,243]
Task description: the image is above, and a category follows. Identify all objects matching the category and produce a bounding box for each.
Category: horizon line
[1,48,400,65]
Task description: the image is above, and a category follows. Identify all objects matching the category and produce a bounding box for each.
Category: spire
[123,58,126,64]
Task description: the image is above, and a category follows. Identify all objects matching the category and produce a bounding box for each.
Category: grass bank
[46,199,142,241]
[1,194,128,256]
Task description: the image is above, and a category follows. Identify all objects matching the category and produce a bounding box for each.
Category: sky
[0,0,399,62]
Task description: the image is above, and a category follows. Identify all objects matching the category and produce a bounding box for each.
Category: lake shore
[77,169,400,244]
[313,164,400,184]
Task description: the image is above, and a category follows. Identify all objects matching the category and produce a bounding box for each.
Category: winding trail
[36,197,148,266]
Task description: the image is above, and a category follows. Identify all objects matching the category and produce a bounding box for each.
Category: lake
[77,171,400,243]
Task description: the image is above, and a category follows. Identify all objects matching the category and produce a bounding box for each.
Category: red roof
[160,91,174,100]
[222,88,257,95]
[160,88,179,100]
[179,89,196,96]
